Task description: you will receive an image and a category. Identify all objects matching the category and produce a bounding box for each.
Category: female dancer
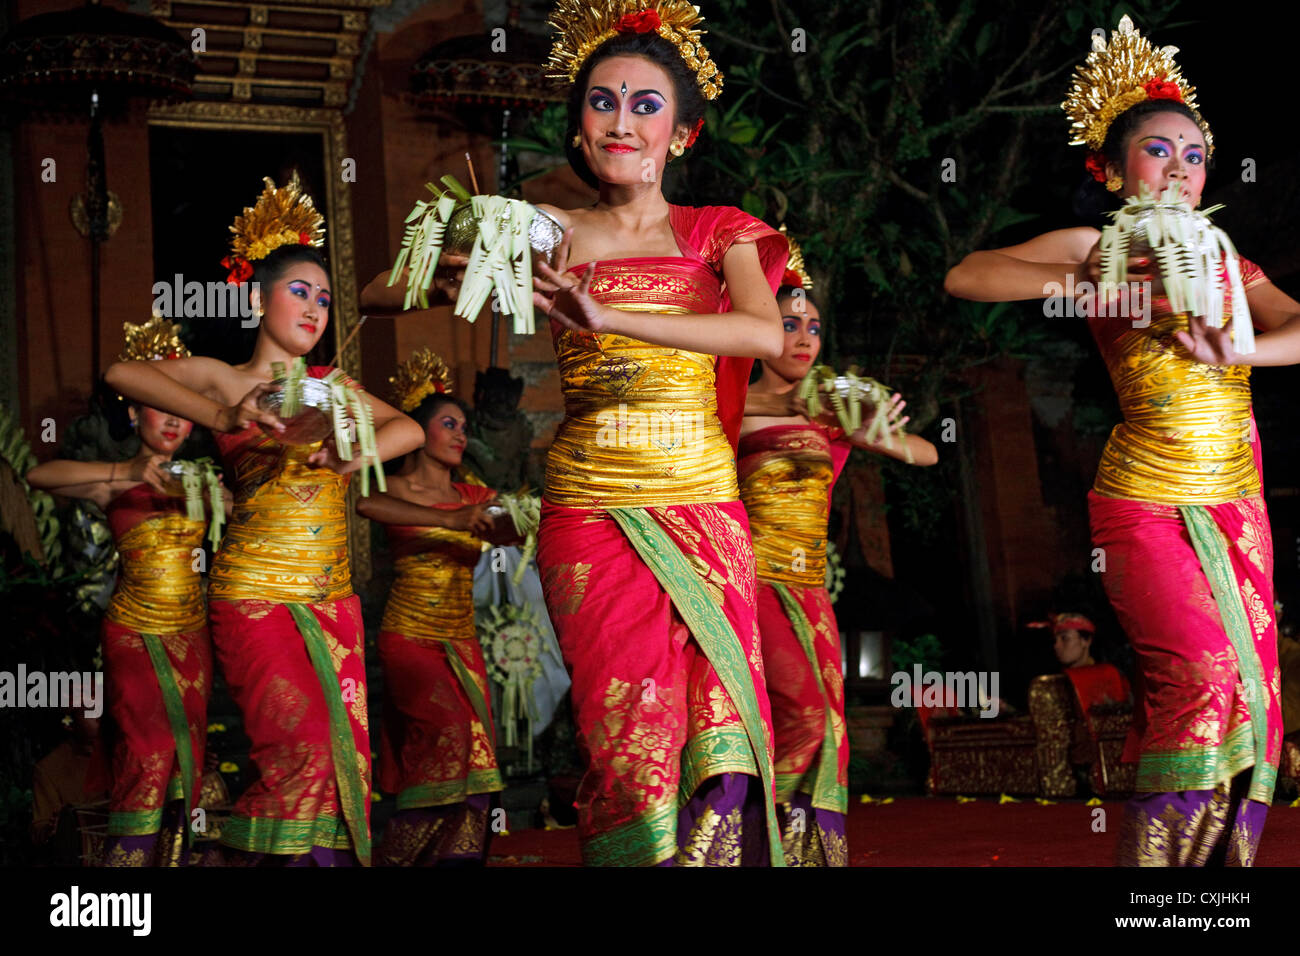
[358,350,517,865]
[742,276,936,865]
[105,176,423,865]
[945,17,1290,865]
[28,317,223,866]
[521,0,790,866]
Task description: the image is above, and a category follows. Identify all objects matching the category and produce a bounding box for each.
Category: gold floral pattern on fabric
[779,811,846,867]
[581,677,683,835]
[1091,293,1258,504]
[673,804,744,866]
[209,432,351,603]
[1117,788,1238,866]
[1241,580,1272,640]
[108,512,207,633]
[544,256,739,508]
[738,426,835,587]
[541,562,592,616]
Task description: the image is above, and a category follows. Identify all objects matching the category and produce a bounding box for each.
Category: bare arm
[103,357,283,433]
[1177,278,1300,366]
[359,255,469,316]
[356,493,493,533]
[944,227,1101,301]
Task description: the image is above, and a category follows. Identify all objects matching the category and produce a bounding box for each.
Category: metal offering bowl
[257,377,336,446]
[157,460,190,497]
[437,202,565,269]
[484,504,509,519]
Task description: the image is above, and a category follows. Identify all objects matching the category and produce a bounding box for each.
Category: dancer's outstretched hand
[128,454,174,496]
[222,382,286,435]
[533,228,610,333]
[307,439,372,475]
[1175,316,1246,366]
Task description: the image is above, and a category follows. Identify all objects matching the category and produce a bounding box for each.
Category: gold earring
[571,134,581,148]
[1105,174,1124,193]
[669,141,685,158]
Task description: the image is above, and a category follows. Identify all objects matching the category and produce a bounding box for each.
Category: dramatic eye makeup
[630,93,664,114]
[587,87,665,114]
[288,279,331,308]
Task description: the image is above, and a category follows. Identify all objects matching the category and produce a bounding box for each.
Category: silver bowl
[157,460,189,497]
[437,203,565,269]
[484,504,508,519]
[257,377,336,446]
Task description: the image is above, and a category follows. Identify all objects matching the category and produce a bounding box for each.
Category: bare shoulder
[995,226,1100,264]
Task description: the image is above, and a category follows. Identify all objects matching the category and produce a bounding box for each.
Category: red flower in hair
[1084,151,1108,183]
[782,268,804,289]
[299,231,312,245]
[221,254,254,286]
[616,10,661,33]
[683,117,705,149]
[1143,76,1182,102]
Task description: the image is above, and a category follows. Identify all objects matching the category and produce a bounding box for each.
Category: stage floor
[487,796,1300,866]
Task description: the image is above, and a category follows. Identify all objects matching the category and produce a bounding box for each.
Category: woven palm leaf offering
[158,458,226,547]
[797,365,914,463]
[390,173,565,332]
[256,357,387,496]
[1099,181,1254,353]
[484,491,542,586]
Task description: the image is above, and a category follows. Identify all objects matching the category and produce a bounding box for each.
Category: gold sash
[380,525,484,641]
[1092,307,1256,504]
[107,513,207,633]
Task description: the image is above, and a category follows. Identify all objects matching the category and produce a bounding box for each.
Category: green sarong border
[610,507,784,866]
[1135,722,1266,794]
[141,632,198,843]
[1178,505,1274,804]
[679,725,758,806]
[443,639,496,745]
[395,768,504,810]
[286,603,372,865]
[107,808,163,836]
[581,801,679,867]
[771,583,849,814]
[221,812,352,854]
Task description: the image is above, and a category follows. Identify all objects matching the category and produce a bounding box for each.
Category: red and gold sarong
[1087,260,1282,866]
[375,482,503,865]
[538,204,789,866]
[208,368,371,865]
[739,423,851,865]
[100,484,210,866]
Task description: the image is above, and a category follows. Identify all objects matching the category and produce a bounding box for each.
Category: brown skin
[1053,628,1096,669]
[945,112,1300,365]
[27,404,231,511]
[742,295,939,465]
[355,401,520,546]
[104,262,424,471]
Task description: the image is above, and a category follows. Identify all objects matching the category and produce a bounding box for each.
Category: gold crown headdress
[546,0,722,101]
[1063,15,1211,158]
[223,171,326,285]
[120,314,190,362]
[779,224,812,291]
[389,349,455,413]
